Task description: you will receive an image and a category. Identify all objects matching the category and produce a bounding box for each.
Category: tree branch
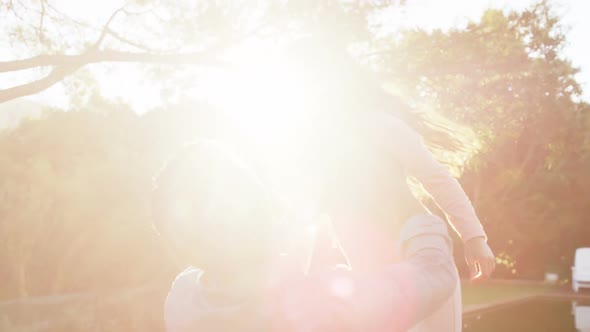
[44,2,164,52]
[38,0,46,44]
[0,48,230,104]
[91,2,130,50]
[0,9,267,104]
[103,28,159,52]
[0,65,79,103]
[0,49,226,73]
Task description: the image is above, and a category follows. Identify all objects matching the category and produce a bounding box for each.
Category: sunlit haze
[1,1,590,331]
[2,0,588,111]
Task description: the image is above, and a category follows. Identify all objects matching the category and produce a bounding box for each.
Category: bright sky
[1,0,589,111]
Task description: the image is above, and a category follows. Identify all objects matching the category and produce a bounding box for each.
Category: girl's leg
[278,215,458,332]
[408,276,462,332]
[341,215,458,331]
[402,214,462,332]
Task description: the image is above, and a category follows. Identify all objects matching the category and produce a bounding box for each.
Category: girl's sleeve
[374,113,487,242]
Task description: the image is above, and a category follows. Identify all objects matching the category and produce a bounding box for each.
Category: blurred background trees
[0,0,590,330]
[378,1,590,278]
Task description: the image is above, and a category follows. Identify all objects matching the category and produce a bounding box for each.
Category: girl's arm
[373,112,495,279]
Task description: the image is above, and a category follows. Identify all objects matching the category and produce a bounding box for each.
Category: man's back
[164,266,357,332]
[165,268,268,332]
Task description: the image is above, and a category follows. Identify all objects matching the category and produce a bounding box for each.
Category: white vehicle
[572,301,590,332]
[572,248,590,292]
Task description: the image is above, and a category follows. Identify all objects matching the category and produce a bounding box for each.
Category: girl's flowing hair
[286,36,467,154]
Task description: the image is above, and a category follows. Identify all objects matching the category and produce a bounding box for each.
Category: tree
[377,1,590,278]
[2,0,589,293]
[0,0,402,104]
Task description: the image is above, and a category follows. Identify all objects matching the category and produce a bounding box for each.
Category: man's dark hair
[151,140,275,246]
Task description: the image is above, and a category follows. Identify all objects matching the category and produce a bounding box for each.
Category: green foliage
[377,1,590,278]
[1,1,590,330]
[0,0,400,57]
[0,99,230,294]
[0,99,240,330]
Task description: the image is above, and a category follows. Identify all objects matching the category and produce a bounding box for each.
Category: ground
[461,282,553,307]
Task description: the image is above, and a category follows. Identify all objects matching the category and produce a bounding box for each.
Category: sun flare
[201,42,316,160]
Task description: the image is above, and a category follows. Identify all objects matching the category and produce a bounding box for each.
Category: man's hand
[464,237,495,281]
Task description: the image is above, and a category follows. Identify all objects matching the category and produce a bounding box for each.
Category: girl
[285,37,496,331]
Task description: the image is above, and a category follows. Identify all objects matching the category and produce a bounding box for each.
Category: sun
[187,37,323,203]
[200,40,313,159]
[202,41,332,255]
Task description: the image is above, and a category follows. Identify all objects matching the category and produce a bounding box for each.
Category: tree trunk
[50,231,91,294]
[16,261,28,298]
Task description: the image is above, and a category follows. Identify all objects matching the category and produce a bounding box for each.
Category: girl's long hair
[286,36,466,154]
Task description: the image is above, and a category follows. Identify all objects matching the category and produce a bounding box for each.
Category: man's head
[152,140,278,273]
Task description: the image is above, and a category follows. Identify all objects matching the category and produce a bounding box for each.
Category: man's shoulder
[167,267,203,306]
[165,267,205,331]
[173,267,202,284]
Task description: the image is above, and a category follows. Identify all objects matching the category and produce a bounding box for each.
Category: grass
[0,281,558,331]
[461,282,554,307]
